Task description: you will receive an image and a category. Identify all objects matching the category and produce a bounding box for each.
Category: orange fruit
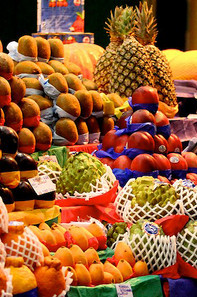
[133,260,149,277]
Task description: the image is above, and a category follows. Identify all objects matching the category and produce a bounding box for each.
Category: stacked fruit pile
[0,205,71,297]
[0,34,132,150]
[96,85,197,186]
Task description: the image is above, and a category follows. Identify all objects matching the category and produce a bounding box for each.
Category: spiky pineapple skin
[94,40,122,94]
[145,44,177,107]
[109,36,154,98]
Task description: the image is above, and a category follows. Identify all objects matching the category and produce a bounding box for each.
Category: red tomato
[154,134,169,154]
[154,111,169,127]
[131,154,158,172]
[131,109,156,125]
[102,129,118,151]
[182,151,197,168]
[167,134,183,153]
[167,153,188,170]
[113,155,132,170]
[153,153,171,170]
[114,134,129,153]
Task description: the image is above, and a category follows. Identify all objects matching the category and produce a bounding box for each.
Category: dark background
[0,0,188,51]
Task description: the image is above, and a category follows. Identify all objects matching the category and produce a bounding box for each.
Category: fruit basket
[114,178,184,223]
[173,180,197,219]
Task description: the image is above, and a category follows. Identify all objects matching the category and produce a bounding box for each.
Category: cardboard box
[37,0,85,33]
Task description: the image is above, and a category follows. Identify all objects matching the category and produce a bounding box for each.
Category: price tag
[28,175,56,196]
[39,155,58,163]
[115,284,133,297]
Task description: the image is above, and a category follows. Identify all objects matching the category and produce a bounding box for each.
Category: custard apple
[56,152,106,195]
[38,160,62,184]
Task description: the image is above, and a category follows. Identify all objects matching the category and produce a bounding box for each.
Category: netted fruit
[56,152,107,195]
[38,160,62,184]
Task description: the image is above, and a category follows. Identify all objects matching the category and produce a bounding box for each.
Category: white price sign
[28,174,56,196]
[39,155,58,163]
[115,284,133,297]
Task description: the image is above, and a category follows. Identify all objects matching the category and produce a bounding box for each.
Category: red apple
[114,134,129,153]
[99,157,114,168]
[131,109,156,125]
[154,134,169,154]
[167,153,188,170]
[131,154,158,172]
[157,175,171,184]
[127,131,155,151]
[182,151,197,168]
[113,155,132,170]
[153,153,171,170]
[116,110,133,129]
[154,111,170,127]
[132,86,159,104]
[102,129,118,151]
[167,134,183,153]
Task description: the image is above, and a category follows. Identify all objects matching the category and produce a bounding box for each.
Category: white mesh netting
[173,180,197,219]
[0,197,9,234]
[1,268,13,297]
[0,239,6,268]
[38,163,62,184]
[3,227,44,271]
[177,227,197,268]
[114,179,184,223]
[56,165,117,201]
[120,232,177,273]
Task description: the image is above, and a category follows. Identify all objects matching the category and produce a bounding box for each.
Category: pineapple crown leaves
[105,5,136,39]
[134,1,158,45]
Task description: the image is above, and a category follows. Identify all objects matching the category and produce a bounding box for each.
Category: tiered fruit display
[96,85,195,186]
[0,34,132,149]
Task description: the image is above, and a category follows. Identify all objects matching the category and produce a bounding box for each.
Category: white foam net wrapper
[113,232,177,273]
[0,197,9,234]
[56,165,117,201]
[0,239,6,268]
[173,180,197,219]
[3,227,44,271]
[51,267,73,297]
[114,179,184,223]
[177,227,197,268]
[1,268,13,297]
[38,163,62,184]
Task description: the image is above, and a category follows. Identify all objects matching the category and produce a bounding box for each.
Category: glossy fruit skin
[113,155,132,170]
[167,134,182,153]
[116,110,133,129]
[153,153,171,170]
[131,109,156,125]
[99,157,114,168]
[128,131,155,151]
[182,151,197,168]
[154,134,169,154]
[131,154,158,172]
[157,175,171,183]
[154,111,169,127]
[167,153,188,170]
[102,129,118,151]
[114,134,129,153]
[186,173,197,184]
[132,86,159,104]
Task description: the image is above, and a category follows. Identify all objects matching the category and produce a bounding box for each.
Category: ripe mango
[103,261,123,283]
[117,259,133,281]
[89,261,104,285]
[54,247,74,267]
[114,242,135,267]
[69,244,88,266]
[84,247,100,266]
[69,226,88,251]
[75,263,91,286]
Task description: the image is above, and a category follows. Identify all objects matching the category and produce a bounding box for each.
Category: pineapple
[93,6,132,94]
[134,1,177,107]
[108,7,154,98]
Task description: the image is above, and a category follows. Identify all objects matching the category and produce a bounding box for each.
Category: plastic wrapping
[40,107,54,125]
[7,41,37,62]
[25,88,44,97]
[39,74,61,100]
[0,197,9,234]
[77,133,89,145]
[53,105,78,121]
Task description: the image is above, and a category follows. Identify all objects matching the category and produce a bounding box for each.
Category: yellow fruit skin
[84,247,100,266]
[103,261,123,283]
[69,244,88,266]
[28,225,43,242]
[40,229,57,245]
[69,226,88,251]
[103,271,115,284]
[117,259,133,281]
[85,222,105,237]
[75,263,92,286]
[89,262,104,285]
[51,223,67,235]
[39,222,51,231]
[65,266,78,286]
[51,229,65,244]
[41,243,50,257]
[54,247,74,267]
[114,242,135,267]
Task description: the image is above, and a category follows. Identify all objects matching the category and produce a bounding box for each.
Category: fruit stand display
[1,1,197,297]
